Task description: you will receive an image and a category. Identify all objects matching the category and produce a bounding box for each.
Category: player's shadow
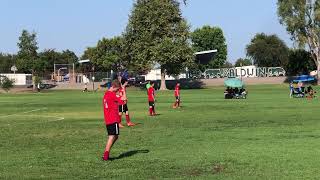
[110,149,149,160]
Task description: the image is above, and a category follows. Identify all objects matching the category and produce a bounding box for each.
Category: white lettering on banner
[190,66,286,79]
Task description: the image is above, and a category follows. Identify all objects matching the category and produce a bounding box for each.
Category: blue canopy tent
[292,75,315,83]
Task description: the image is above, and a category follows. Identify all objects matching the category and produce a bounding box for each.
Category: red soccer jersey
[103,91,124,125]
[119,87,127,102]
[148,87,155,101]
[119,87,124,97]
[174,85,180,97]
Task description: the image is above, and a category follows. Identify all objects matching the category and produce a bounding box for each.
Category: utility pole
[240,62,243,81]
[72,63,75,84]
[92,65,95,91]
[53,63,56,82]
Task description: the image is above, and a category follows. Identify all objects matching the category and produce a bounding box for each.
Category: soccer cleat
[119,123,125,128]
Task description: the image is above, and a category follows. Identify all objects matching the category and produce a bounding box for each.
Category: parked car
[27,83,56,89]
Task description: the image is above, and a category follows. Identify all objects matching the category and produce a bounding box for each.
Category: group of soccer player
[102,78,180,161]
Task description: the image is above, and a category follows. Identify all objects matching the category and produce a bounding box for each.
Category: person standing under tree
[102,80,125,161]
[83,82,88,92]
[118,79,136,127]
[37,83,41,92]
[148,81,156,116]
[173,82,181,108]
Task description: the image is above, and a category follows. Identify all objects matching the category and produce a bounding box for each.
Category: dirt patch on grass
[185,168,203,176]
[212,163,226,174]
[0,87,33,94]
[183,162,228,177]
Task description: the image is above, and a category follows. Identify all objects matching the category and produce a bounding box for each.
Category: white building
[142,63,186,80]
[144,49,218,80]
[0,74,32,85]
[143,69,187,81]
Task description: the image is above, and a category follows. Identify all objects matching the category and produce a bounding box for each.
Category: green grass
[1,85,320,179]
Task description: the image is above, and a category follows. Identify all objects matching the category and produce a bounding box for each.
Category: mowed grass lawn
[1,85,320,179]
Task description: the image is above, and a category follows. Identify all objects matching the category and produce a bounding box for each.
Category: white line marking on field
[0,114,65,122]
[0,108,47,118]
[45,115,65,122]
[0,107,64,122]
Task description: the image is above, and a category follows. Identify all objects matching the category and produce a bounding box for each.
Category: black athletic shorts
[106,123,120,135]
[118,104,129,113]
[175,96,180,101]
[149,101,155,107]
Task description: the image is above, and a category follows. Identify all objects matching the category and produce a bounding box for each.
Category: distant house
[143,63,187,81]
[0,74,32,85]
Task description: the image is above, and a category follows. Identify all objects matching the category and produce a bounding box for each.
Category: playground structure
[52,63,110,84]
[53,63,75,83]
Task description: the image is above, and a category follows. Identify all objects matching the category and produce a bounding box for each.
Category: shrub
[1,76,15,92]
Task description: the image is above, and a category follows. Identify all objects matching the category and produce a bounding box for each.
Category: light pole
[54,63,56,82]
[240,62,243,81]
[92,66,95,91]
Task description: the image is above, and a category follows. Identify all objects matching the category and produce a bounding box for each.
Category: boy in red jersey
[173,82,181,108]
[118,79,136,127]
[102,80,124,161]
[148,81,156,116]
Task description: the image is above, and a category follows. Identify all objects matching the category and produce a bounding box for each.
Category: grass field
[1,85,320,179]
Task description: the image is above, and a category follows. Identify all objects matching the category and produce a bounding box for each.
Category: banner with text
[190,66,286,79]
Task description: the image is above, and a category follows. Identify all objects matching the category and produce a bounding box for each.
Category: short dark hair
[112,80,121,88]
[121,78,128,85]
[150,81,155,85]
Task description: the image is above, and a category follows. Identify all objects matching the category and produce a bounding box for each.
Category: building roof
[78,59,90,63]
[194,49,218,65]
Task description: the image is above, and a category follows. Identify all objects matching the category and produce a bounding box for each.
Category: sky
[0,0,293,63]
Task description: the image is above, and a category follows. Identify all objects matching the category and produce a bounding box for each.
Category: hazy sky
[0,0,292,63]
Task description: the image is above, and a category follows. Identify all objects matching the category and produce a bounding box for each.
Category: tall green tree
[83,36,124,72]
[278,0,320,82]
[286,49,316,76]
[235,58,252,67]
[246,33,289,67]
[16,30,40,91]
[38,49,78,79]
[191,25,227,68]
[222,61,234,68]
[123,0,193,90]
[38,49,61,75]
[60,49,78,64]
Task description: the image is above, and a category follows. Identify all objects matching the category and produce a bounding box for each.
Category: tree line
[1,0,318,89]
[0,30,78,75]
